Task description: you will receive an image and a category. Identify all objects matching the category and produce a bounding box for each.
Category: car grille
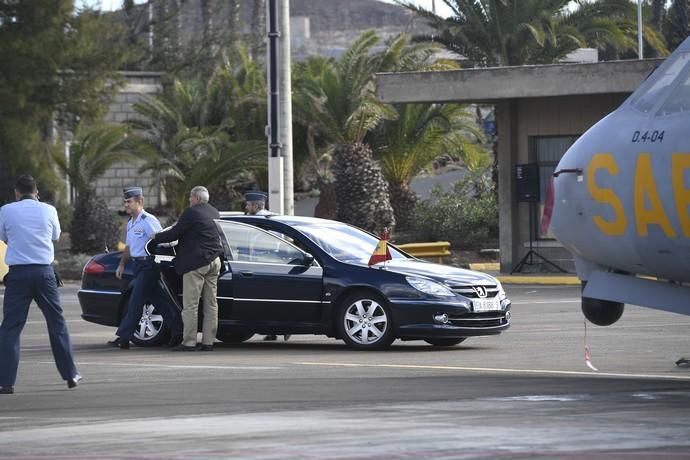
[448,311,508,328]
[448,284,500,299]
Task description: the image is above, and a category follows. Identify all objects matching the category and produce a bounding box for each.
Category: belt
[130,256,155,261]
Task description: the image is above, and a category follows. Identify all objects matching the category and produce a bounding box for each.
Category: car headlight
[406,276,456,297]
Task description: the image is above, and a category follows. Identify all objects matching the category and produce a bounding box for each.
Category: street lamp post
[265,0,294,215]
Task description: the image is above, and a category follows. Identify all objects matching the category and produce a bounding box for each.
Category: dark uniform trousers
[0,265,78,386]
[116,259,182,340]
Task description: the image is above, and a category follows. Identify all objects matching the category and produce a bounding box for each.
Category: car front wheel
[337,291,395,350]
[424,338,467,347]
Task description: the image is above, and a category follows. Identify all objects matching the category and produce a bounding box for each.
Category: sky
[83,0,456,18]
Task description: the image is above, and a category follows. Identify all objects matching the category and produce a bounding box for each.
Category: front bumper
[390,298,511,339]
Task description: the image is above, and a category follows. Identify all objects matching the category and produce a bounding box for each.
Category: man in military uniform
[243,191,289,342]
[244,191,272,216]
[107,187,181,349]
[0,175,81,394]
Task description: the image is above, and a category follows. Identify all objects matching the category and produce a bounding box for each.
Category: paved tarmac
[0,282,689,459]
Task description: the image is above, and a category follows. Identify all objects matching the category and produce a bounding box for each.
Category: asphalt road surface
[1,282,689,459]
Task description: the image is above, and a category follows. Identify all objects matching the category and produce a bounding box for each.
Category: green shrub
[70,191,121,254]
[55,202,74,234]
[410,170,498,250]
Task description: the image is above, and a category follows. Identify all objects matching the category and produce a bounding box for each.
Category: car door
[215,220,324,324]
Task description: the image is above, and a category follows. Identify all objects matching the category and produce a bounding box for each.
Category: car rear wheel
[337,291,395,350]
[216,330,255,343]
[129,301,169,347]
[424,338,467,347]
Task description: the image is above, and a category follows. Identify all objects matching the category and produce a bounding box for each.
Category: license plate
[472,298,501,312]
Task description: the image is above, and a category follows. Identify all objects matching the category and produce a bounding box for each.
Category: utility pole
[266,0,294,215]
[637,0,643,60]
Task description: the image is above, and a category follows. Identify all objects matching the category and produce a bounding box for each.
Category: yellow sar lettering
[587,153,690,237]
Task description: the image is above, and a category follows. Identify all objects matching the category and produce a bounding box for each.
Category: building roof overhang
[376,58,664,104]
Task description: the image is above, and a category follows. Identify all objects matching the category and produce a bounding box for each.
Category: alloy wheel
[134,303,164,342]
[343,298,388,345]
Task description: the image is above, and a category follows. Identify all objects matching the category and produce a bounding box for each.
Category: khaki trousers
[181,257,221,346]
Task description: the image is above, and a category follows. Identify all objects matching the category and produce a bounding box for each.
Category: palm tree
[53,123,133,202]
[664,0,689,51]
[52,123,134,254]
[293,32,460,231]
[372,103,488,230]
[395,0,667,66]
[293,31,397,230]
[129,79,265,216]
[206,45,268,142]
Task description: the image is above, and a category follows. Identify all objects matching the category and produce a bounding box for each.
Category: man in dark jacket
[152,186,223,351]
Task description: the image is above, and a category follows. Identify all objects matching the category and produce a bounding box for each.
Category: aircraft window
[628,52,690,113]
[657,70,690,116]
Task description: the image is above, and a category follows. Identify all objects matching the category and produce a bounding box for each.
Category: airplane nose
[550,153,586,247]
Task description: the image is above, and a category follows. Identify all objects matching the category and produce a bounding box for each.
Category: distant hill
[289,0,426,33]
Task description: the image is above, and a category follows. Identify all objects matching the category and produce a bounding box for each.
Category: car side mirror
[302,253,315,266]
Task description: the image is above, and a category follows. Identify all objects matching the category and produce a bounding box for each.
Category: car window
[215,220,308,265]
[294,223,407,263]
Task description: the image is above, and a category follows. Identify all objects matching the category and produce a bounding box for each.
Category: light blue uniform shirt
[0,198,61,266]
[126,209,162,257]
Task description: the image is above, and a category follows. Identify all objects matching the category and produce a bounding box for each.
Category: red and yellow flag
[368,228,392,266]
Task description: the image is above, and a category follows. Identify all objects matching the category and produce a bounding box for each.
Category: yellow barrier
[0,241,7,282]
[397,241,451,264]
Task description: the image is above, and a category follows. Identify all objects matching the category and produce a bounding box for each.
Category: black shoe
[264,335,277,341]
[171,344,198,352]
[67,374,82,389]
[0,386,14,394]
[200,345,214,351]
[107,337,130,349]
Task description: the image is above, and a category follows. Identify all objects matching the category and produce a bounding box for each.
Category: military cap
[244,191,267,202]
[123,186,143,199]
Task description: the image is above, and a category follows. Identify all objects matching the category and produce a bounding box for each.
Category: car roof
[222,214,348,227]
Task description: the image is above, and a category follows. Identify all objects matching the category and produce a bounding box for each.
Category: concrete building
[97,71,163,209]
[376,58,663,273]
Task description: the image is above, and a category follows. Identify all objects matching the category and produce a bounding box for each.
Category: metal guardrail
[397,241,451,264]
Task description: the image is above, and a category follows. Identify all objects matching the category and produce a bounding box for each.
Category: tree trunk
[651,0,665,31]
[388,181,417,231]
[332,142,395,234]
[250,0,266,61]
[314,179,337,219]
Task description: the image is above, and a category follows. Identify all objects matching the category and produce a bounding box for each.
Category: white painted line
[38,361,282,370]
[297,362,690,381]
[26,320,82,325]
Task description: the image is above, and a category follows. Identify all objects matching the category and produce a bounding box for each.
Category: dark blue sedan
[78,215,511,349]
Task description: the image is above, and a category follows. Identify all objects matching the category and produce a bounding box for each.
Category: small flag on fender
[368,228,392,267]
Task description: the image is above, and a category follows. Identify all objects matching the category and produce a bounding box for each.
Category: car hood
[367,259,498,285]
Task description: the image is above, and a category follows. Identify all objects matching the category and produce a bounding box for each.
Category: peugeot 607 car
[78,215,511,350]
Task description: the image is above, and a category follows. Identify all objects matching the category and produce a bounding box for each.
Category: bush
[55,202,74,234]
[70,191,121,254]
[410,170,498,250]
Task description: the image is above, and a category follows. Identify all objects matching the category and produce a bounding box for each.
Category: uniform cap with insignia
[123,187,143,199]
[244,191,267,202]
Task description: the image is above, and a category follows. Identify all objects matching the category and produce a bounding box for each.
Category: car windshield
[294,222,407,263]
